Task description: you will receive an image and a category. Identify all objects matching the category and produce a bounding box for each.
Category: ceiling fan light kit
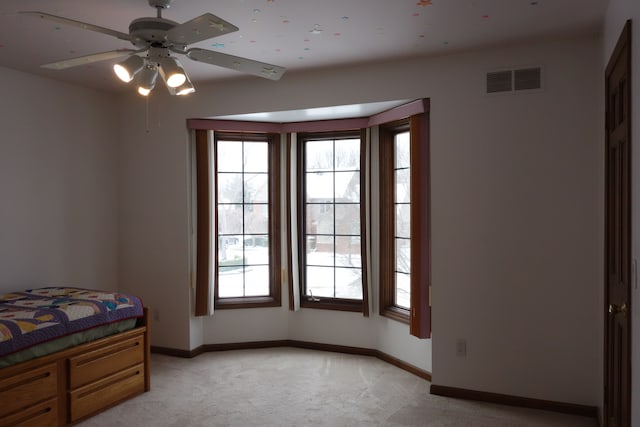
[20,0,286,97]
[136,64,159,96]
[114,55,145,83]
[175,75,196,95]
[160,56,187,88]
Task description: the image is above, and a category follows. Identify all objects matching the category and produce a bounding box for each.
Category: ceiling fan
[20,0,286,96]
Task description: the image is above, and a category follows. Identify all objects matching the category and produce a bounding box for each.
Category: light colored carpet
[77,348,597,427]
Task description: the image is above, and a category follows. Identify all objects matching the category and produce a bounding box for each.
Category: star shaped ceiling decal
[209,20,224,31]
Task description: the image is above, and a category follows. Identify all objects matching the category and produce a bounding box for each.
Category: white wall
[117,99,193,350]
[0,66,120,294]
[117,34,601,407]
[430,38,602,407]
[603,2,640,426]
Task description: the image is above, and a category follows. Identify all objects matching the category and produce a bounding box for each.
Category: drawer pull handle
[0,372,51,393]
[75,341,141,366]
[5,405,52,425]
[76,369,141,399]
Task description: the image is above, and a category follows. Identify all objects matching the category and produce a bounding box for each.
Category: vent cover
[514,67,542,91]
[486,67,542,94]
[487,71,513,93]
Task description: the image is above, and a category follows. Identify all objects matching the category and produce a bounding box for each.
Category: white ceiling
[0,0,605,93]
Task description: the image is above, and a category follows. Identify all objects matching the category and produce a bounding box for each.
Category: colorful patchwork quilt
[0,287,143,357]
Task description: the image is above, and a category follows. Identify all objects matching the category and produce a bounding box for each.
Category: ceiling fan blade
[42,49,138,70]
[168,13,238,46]
[20,11,131,42]
[187,48,286,81]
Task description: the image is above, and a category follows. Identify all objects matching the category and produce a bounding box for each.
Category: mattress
[0,287,144,360]
[0,318,137,368]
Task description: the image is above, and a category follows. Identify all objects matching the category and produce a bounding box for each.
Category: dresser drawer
[69,333,144,389]
[0,397,58,427]
[0,363,57,418]
[69,363,145,422]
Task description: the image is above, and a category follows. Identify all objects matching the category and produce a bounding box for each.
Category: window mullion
[332,138,337,299]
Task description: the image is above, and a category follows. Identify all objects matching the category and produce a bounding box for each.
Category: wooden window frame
[194,130,282,314]
[379,120,411,323]
[379,114,431,338]
[194,129,211,316]
[296,130,369,314]
[213,132,282,310]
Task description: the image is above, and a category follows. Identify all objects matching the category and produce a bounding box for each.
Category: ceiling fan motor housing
[129,17,178,48]
[149,0,172,9]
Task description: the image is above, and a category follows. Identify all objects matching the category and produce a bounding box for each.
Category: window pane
[335,139,360,171]
[218,266,269,298]
[335,204,360,235]
[395,238,411,274]
[244,141,268,173]
[219,236,244,265]
[306,236,334,266]
[218,204,243,234]
[244,204,268,234]
[395,272,410,309]
[395,169,410,203]
[244,235,269,265]
[305,235,318,253]
[336,236,361,268]
[218,173,243,203]
[306,140,333,171]
[306,266,334,298]
[244,266,269,296]
[306,204,334,235]
[244,173,268,203]
[335,171,360,201]
[395,132,410,169]
[217,140,243,172]
[306,172,333,201]
[335,267,363,299]
[218,266,244,298]
[395,204,411,238]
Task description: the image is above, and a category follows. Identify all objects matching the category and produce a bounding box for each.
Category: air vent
[486,66,542,94]
[514,67,542,91]
[486,71,513,93]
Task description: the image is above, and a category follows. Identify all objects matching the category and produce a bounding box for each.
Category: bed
[0,287,150,426]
